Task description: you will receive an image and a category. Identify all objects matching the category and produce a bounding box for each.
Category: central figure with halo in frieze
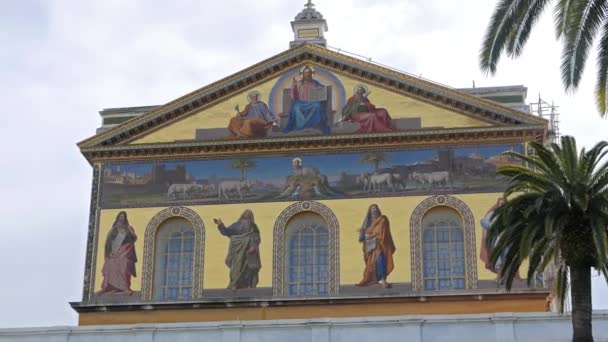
[283,65,331,134]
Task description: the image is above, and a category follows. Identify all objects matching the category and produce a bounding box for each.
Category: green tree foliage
[230,159,256,181]
[481,0,608,116]
[488,136,608,341]
[360,152,390,172]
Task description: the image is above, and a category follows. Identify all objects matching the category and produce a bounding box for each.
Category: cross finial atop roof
[290,1,328,48]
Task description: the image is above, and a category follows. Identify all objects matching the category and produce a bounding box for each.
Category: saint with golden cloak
[228,91,277,138]
[356,204,396,288]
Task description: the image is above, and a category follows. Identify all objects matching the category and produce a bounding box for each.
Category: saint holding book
[283,65,331,134]
[356,204,396,288]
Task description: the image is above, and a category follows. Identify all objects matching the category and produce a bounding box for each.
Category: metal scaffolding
[530,95,561,143]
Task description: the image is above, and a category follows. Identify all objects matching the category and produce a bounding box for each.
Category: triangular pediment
[78,44,546,151]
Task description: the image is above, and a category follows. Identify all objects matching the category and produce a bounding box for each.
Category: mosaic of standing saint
[480,198,521,280]
[214,209,262,290]
[357,204,396,288]
[97,211,138,296]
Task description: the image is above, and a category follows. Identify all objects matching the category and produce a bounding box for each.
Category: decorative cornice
[80,125,545,164]
[70,289,550,313]
[78,44,547,152]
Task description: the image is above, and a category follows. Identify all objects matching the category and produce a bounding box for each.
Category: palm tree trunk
[570,265,593,342]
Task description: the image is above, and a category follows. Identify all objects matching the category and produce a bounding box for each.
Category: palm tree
[230,159,256,181]
[360,152,390,173]
[480,0,608,117]
[488,136,608,342]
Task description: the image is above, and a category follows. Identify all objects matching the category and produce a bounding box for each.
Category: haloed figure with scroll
[98,211,138,295]
[214,209,261,290]
[357,204,396,288]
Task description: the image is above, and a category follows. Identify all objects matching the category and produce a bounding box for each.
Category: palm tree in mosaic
[487,136,608,342]
[230,159,256,181]
[360,152,390,173]
[480,0,608,117]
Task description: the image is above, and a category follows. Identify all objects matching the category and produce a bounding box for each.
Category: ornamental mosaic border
[81,125,545,164]
[409,195,478,292]
[83,125,542,153]
[272,201,340,296]
[100,187,505,210]
[79,44,544,149]
[141,206,206,301]
[82,163,101,302]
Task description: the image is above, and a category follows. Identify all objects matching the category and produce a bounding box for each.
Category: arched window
[421,207,465,291]
[285,213,330,296]
[410,195,478,292]
[273,201,339,296]
[141,207,205,301]
[153,218,195,300]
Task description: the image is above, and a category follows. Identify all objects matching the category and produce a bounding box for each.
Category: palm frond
[481,0,527,74]
[561,0,608,90]
[590,164,608,193]
[507,0,553,56]
[555,0,576,38]
[597,18,608,116]
[556,135,580,183]
[487,136,608,316]
[590,215,608,268]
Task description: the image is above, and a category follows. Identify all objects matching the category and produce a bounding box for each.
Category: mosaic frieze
[99,144,523,208]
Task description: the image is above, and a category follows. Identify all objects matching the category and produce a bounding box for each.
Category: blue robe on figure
[283,79,330,134]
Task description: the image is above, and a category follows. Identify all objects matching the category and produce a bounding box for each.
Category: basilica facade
[74,2,550,326]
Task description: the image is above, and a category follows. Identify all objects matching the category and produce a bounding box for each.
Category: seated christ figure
[283,66,330,134]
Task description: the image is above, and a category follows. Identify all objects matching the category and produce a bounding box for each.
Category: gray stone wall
[2,312,608,342]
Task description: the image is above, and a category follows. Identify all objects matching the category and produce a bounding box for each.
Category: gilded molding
[409,195,478,292]
[272,201,340,296]
[82,126,545,164]
[141,206,206,301]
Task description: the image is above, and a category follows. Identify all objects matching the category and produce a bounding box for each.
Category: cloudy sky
[1,0,607,328]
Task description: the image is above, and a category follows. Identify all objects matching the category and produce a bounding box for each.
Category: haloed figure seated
[341,85,396,133]
[228,91,278,139]
[283,65,331,134]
